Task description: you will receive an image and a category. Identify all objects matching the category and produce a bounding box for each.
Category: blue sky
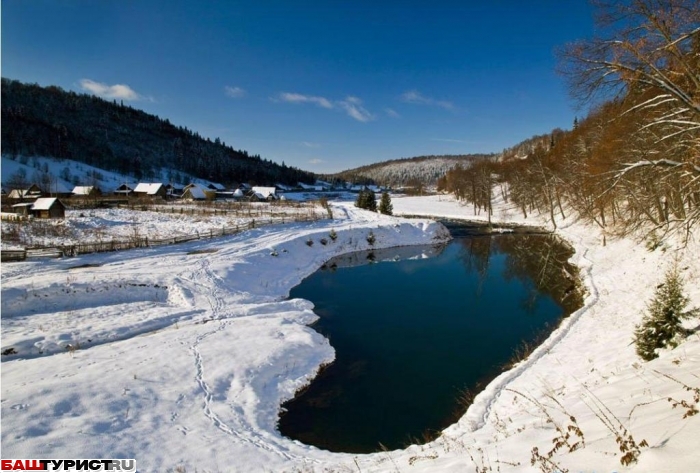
[3,1,595,173]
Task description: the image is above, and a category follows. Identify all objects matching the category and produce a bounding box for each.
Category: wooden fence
[114,201,319,218]
[1,214,323,262]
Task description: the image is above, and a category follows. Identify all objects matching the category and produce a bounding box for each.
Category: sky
[2,1,596,174]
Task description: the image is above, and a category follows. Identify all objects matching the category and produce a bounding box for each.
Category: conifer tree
[634,265,693,361]
[365,189,377,212]
[379,192,393,215]
[355,189,377,212]
[354,190,365,209]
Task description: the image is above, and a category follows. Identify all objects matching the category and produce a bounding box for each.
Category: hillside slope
[330,154,495,187]
[1,78,315,186]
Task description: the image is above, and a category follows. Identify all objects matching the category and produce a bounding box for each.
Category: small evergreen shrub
[329,229,338,241]
[634,265,694,361]
[366,231,376,246]
[305,239,314,247]
[319,238,328,246]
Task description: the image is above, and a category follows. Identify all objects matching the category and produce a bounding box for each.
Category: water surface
[280,232,581,453]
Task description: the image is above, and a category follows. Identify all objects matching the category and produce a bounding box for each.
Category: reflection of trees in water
[458,234,583,316]
[457,236,492,295]
[496,235,583,315]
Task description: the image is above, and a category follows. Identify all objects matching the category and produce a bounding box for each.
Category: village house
[11,202,34,218]
[207,183,226,192]
[7,184,44,200]
[165,183,184,198]
[113,183,134,196]
[72,185,102,197]
[14,197,67,219]
[181,183,216,201]
[250,186,277,201]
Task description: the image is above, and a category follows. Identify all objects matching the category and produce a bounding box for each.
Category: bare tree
[560,0,700,232]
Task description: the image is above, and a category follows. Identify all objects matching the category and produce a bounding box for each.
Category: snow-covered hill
[334,154,494,187]
[1,155,222,192]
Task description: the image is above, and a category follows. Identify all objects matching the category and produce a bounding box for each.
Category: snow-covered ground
[1,205,325,250]
[2,195,699,472]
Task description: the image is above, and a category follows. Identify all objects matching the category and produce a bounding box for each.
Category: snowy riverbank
[2,196,699,472]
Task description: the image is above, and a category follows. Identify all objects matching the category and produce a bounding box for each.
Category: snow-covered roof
[11,203,33,208]
[233,189,244,197]
[207,182,225,190]
[7,185,43,198]
[133,183,164,195]
[31,197,60,210]
[8,189,28,198]
[72,186,96,195]
[252,186,276,197]
[183,185,207,200]
[275,183,293,191]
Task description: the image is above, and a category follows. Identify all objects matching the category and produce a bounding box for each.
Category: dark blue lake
[279,230,581,453]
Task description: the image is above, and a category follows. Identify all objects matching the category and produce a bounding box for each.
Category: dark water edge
[279,228,583,454]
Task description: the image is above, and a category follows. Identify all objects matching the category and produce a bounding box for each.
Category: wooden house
[251,186,277,201]
[30,198,66,219]
[7,184,44,200]
[165,183,184,198]
[72,185,102,197]
[11,202,34,217]
[181,184,216,201]
[114,183,134,196]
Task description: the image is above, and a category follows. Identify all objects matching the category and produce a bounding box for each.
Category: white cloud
[278,92,333,109]
[308,158,325,164]
[79,79,143,101]
[225,86,246,98]
[384,108,401,118]
[277,92,374,122]
[301,141,321,148]
[339,96,374,122]
[400,90,453,110]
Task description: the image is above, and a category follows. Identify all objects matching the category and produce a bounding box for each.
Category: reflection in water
[279,232,583,454]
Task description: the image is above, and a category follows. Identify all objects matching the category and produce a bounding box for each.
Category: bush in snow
[366,231,376,246]
[634,265,695,361]
[329,229,338,241]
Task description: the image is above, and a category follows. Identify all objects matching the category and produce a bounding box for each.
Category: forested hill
[1,78,315,186]
[330,154,495,187]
